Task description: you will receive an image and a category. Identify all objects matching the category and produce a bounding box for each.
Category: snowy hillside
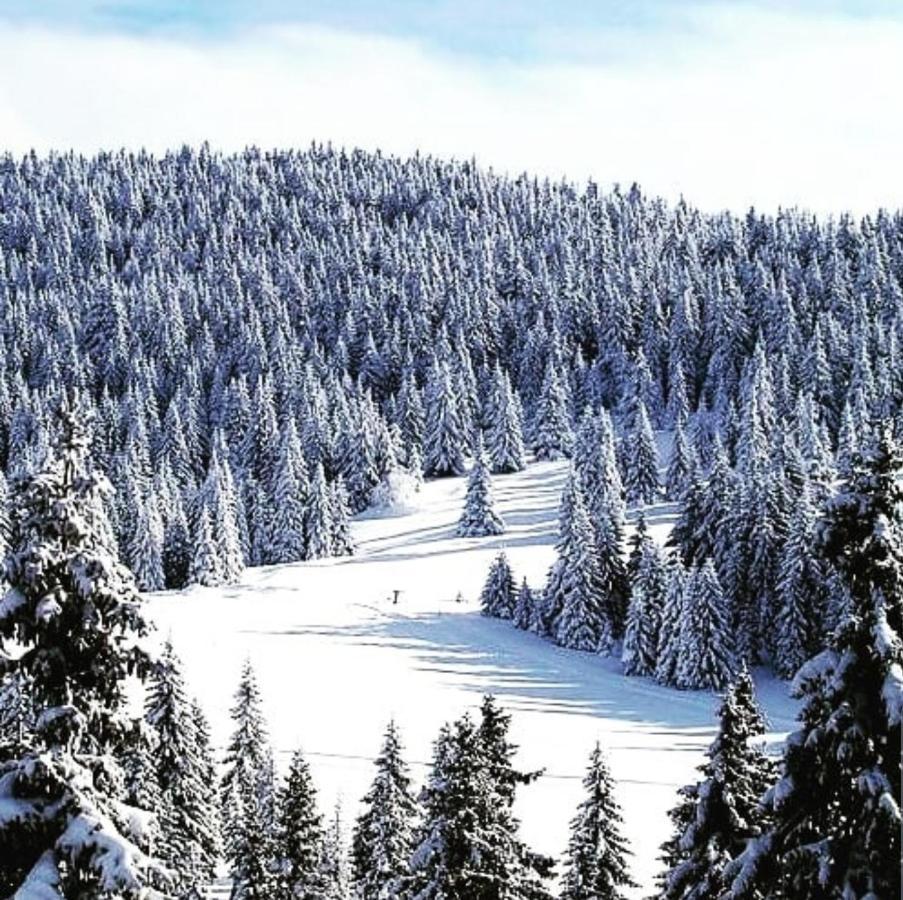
[147,458,796,896]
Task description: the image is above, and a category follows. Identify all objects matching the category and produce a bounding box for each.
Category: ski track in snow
[146,457,797,896]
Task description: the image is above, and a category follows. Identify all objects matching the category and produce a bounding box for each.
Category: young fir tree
[269,420,308,564]
[306,461,334,560]
[657,668,773,900]
[655,557,688,687]
[405,702,554,900]
[531,358,573,461]
[146,639,220,895]
[665,418,698,503]
[595,495,630,643]
[457,437,506,537]
[220,661,278,900]
[480,551,517,619]
[321,801,351,900]
[275,748,327,900]
[329,476,356,557]
[0,406,167,896]
[622,540,668,677]
[773,481,826,679]
[512,578,540,632]
[622,400,660,506]
[561,742,636,900]
[352,720,417,899]
[727,432,903,900]
[547,471,611,652]
[677,560,736,691]
[486,366,527,474]
[423,361,467,478]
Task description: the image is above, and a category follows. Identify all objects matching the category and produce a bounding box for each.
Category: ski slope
[147,459,797,896]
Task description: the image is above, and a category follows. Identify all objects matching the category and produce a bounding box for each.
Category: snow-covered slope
[147,460,796,895]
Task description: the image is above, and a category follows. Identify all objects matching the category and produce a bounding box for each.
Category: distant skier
[393,589,401,605]
[455,591,464,604]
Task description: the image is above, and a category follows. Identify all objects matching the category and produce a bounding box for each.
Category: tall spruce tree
[561,742,636,900]
[423,361,467,478]
[657,668,772,900]
[727,432,903,899]
[677,561,736,691]
[220,661,278,900]
[0,405,168,896]
[146,639,220,895]
[275,748,327,900]
[622,540,667,677]
[352,720,417,899]
[486,367,527,474]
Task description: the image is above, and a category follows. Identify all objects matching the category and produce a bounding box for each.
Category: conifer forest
[0,7,901,897]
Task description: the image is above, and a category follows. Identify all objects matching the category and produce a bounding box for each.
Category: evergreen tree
[487,367,527,474]
[423,361,467,477]
[561,742,636,900]
[275,748,326,900]
[322,801,351,900]
[480,552,517,619]
[622,541,667,677]
[622,401,660,506]
[547,472,611,652]
[220,661,278,900]
[352,720,417,900]
[146,639,220,895]
[457,437,506,537]
[329,476,356,557]
[269,421,308,564]
[0,406,167,896]
[727,432,903,899]
[306,462,335,560]
[532,358,573,461]
[512,578,540,632]
[657,668,772,900]
[655,558,687,687]
[665,418,697,503]
[677,561,736,691]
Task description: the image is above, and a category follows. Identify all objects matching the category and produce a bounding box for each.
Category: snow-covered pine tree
[579,407,626,528]
[546,470,611,652]
[622,540,667,677]
[727,430,903,899]
[127,483,166,592]
[480,551,517,619]
[329,476,356,557]
[269,420,308,564]
[561,742,636,900]
[0,405,168,896]
[622,400,660,506]
[595,494,630,643]
[655,555,689,686]
[423,361,467,477]
[531,357,573,461]
[677,560,735,691]
[773,480,826,678]
[275,748,326,900]
[352,720,417,899]
[657,667,772,899]
[321,801,351,900]
[220,660,278,899]
[306,461,334,560]
[146,639,220,895]
[486,365,527,474]
[665,417,697,503]
[457,436,506,537]
[405,704,554,899]
[512,578,540,632]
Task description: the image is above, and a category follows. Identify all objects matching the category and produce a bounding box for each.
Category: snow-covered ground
[147,459,797,896]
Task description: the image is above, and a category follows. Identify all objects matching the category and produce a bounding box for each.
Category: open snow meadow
[148,458,796,895]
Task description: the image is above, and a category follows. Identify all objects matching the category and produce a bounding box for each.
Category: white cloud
[0,7,900,215]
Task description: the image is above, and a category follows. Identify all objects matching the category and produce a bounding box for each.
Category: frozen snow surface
[147,458,797,896]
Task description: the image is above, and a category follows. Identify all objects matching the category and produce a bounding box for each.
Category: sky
[0,1,901,215]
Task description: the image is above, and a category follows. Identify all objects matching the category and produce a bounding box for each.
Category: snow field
[148,458,796,896]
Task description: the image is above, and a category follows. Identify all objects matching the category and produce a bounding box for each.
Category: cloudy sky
[0,1,900,214]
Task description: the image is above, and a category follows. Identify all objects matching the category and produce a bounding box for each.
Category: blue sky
[0,1,900,213]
